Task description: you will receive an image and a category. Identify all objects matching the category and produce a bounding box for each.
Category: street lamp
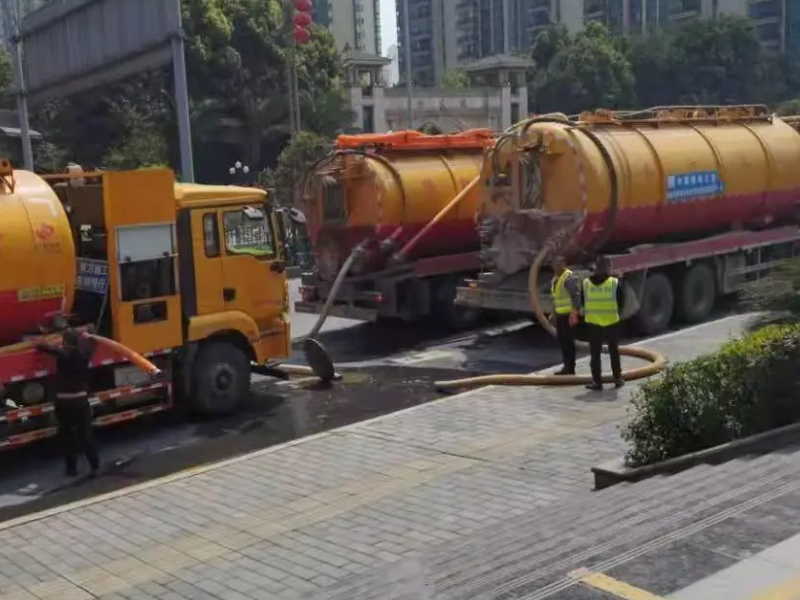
[229,161,251,185]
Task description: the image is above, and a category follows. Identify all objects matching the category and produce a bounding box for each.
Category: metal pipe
[13,0,33,171]
[391,175,480,264]
[171,22,196,182]
[402,0,414,129]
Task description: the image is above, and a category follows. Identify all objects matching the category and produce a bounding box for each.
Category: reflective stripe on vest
[551,269,574,315]
[583,277,620,327]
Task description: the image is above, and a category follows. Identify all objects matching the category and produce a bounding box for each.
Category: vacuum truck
[457,105,800,333]
[0,161,294,451]
[295,129,494,329]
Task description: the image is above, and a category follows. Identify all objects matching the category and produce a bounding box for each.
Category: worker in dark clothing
[550,256,581,375]
[582,256,625,391]
[37,328,100,477]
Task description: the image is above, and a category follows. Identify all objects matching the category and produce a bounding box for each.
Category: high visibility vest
[551,269,574,315]
[583,277,621,327]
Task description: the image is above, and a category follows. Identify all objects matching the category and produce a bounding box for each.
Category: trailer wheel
[191,341,250,416]
[433,277,481,331]
[678,263,717,324]
[632,273,674,335]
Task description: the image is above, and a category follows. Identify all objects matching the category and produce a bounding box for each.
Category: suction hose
[86,334,162,377]
[434,244,667,392]
[301,241,370,382]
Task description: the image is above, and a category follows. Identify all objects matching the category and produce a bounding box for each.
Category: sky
[380,0,398,54]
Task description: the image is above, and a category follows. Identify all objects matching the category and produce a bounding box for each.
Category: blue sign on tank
[666,171,724,203]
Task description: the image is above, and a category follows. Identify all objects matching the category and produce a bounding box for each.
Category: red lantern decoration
[292,0,313,45]
[293,25,311,45]
[293,12,312,27]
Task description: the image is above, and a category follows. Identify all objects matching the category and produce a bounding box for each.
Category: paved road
[2,314,790,600]
[0,282,559,518]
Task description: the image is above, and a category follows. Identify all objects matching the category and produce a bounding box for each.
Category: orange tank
[0,168,76,344]
[303,129,493,280]
[481,106,800,274]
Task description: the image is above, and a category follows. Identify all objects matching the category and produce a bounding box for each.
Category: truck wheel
[433,277,481,331]
[678,263,717,323]
[632,273,674,336]
[191,341,250,416]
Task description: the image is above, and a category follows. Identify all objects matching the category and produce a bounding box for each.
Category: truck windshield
[223,208,274,258]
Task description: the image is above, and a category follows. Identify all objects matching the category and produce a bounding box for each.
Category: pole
[171,30,195,183]
[13,0,33,170]
[293,52,302,132]
[402,0,414,129]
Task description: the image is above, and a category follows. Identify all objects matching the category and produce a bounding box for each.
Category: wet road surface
[0,277,739,522]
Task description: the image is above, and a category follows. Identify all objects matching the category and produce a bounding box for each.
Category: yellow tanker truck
[458,105,800,333]
[0,161,299,451]
[295,129,493,329]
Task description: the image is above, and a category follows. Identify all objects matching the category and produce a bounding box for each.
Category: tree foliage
[441,69,470,90]
[258,131,331,207]
[530,23,636,115]
[530,16,800,115]
[30,0,350,180]
[0,47,12,94]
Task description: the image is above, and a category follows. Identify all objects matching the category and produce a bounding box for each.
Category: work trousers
[555,314,576,373]
[588,323,622,385]
[55,394,99,474]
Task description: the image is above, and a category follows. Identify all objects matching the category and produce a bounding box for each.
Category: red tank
[302,130,493,279]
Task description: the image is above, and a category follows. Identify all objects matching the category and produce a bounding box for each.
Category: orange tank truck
[296,129,495,328]
[458,106,800,334]
[0,163,76,344]
[0,162,297,452]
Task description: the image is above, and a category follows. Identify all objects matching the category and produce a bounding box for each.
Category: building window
[203,213,220,257]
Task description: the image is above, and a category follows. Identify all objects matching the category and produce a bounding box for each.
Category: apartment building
[314,0,382,56]
[399,0,800,87]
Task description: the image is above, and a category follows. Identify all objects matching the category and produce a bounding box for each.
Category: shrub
[622,324,800,467]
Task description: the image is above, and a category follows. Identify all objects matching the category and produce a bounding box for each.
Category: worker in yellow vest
[582,256,625,391]
[550,256,581,375]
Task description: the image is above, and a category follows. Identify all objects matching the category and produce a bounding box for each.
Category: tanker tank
[302,129,493,280]
[0,163,76,344]
[479,105,800,276]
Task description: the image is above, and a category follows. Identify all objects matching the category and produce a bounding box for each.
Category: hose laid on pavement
[434,246,667,391]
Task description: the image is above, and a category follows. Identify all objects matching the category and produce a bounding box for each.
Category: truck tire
[191,341,250,416]
[433,277,481,331]
[678,263,717,324]
[632,272,674,336]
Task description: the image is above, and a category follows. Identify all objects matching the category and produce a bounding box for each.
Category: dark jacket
[582,274,625,316]
[38,336,97,395]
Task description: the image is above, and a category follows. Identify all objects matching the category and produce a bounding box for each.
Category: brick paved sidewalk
[0,315,752,600]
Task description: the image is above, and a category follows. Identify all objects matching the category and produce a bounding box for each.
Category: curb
[592,420,800,490]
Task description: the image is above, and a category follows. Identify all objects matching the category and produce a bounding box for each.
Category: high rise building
[398,0,799,87]
[315,0,382,56]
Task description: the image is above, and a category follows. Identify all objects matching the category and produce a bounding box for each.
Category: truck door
[218,205,285,330]
[104,170,183,355]
[188,210,225,315]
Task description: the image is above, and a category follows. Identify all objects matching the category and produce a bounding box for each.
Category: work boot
[614,379,625,389]
[554,368,575,376]
[585,383,603,392]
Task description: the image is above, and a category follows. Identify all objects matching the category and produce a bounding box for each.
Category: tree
[530,23,635,115]
[629,32,676,107]
[777,98,800,116]
[258,131,331,207]
[441,69,469,90]
[0,47,12,94]
[183,1,348,169]
[669,15,762,104]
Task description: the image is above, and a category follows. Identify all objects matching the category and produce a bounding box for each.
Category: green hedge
[622,324,800,467]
